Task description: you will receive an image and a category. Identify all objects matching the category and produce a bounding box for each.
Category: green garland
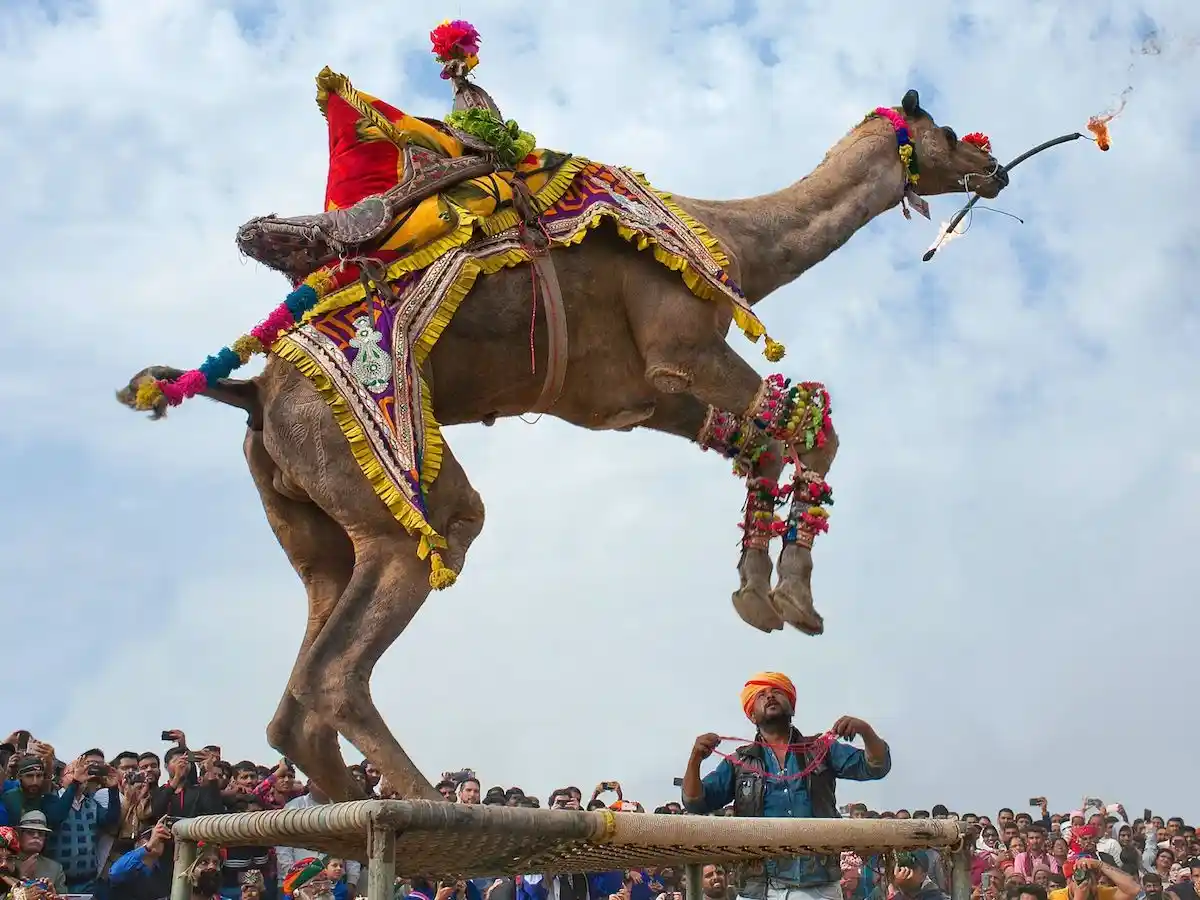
[445,108,536,168]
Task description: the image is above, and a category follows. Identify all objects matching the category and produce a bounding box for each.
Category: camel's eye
[942,126,958,145]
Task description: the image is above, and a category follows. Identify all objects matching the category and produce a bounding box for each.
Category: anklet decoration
[739,477,791,551]
[782,467,834,548]
[749,375,834,451]
[697,408,773,477]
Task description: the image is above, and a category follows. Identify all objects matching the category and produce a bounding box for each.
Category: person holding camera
[14,811,68,895]
[1049,857,1141,900]
[149,741,225,823]
[35,753,120,895]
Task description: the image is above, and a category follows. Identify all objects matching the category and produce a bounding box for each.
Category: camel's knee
[266,694,305,756]
[645,362,694,394]
[292,665,364,732]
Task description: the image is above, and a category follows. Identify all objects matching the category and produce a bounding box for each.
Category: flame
[926,217,969,256]
[1088,86,1130,152]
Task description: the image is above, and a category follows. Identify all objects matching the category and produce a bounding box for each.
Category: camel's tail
[116,366,261,425]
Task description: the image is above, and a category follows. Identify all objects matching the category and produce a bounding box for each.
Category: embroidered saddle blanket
[236,67,773,586]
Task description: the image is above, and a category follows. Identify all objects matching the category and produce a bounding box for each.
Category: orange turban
[740,672,796,719]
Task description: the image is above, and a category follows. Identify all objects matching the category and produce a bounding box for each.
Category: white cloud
[3,0,1199,820]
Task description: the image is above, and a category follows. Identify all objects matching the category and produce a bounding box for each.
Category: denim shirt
[683,740,890,888]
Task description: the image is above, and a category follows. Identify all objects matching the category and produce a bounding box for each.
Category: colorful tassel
[133,277,328,414]
[428,551,457,590]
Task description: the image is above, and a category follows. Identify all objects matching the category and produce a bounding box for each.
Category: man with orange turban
[681,672,891,900]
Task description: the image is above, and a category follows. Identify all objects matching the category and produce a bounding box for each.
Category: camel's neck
[682,118,907,305]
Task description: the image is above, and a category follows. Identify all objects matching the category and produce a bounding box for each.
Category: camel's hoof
[732,585,785,633]
[768,584,825,635]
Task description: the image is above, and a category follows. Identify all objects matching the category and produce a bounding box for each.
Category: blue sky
[2,0,1199,816]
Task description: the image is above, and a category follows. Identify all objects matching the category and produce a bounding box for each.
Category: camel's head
[896,89,1008,199]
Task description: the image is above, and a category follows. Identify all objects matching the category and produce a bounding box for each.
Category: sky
[2,0,1199,821]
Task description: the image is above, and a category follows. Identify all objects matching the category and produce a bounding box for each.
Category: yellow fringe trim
[299,201,482,323]
[479,155,593,237]
[270,337,450,588]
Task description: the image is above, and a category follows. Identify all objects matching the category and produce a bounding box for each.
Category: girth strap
[529,251,568,413]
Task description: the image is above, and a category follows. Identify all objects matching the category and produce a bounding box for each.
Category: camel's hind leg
[274,400,486,800]
[244,429,361,801]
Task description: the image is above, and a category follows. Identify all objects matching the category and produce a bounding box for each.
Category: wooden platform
[172,800,969,877]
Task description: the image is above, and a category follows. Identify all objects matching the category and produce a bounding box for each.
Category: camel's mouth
[970,164,1009,199]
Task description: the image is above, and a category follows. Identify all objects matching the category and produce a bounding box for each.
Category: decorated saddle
[135,21,781,590]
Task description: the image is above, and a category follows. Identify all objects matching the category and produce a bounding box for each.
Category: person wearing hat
[0,756,74,833]
[14,810,68,895]
[680,672,891,900]
[482,787,507,806]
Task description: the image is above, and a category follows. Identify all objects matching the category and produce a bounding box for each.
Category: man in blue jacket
[680,672,892,900]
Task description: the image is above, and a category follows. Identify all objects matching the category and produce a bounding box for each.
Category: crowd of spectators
[1,731,1196,900]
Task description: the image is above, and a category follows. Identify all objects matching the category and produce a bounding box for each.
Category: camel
[117,87,1006,803]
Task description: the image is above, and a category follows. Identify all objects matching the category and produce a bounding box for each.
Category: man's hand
[892,867,922,894]
[17,855,39,878]
[832,717,875,740]
[690,733,720,761]
[166,730,187,747]
[2,732,25,748]
[60,757,83,787]
[145,821,173,856]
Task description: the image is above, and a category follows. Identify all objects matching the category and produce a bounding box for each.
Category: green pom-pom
[445,108,535,168]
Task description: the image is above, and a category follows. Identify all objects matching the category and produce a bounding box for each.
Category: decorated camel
[116,22,1006,802]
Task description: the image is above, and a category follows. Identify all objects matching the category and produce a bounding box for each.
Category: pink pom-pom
[250,305,296,344]
[160,370,209,406]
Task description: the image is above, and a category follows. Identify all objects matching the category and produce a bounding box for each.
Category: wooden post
[685,863,703,900]
[170,838,197,900]
[368,823,397,900]
[950,832,974,900]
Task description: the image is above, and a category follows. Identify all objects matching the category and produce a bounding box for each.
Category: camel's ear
[901,89,921,117]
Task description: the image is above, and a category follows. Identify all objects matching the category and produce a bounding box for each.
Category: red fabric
[323,93,403,212]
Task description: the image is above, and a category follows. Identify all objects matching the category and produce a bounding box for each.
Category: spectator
[1167,861,1200,900]
[14,811,67,895]
[458,778,482,806]
[1014,825,1062,877]
[221,795,274,900]
[109,821,173,900]
[1,756,72,830]
[276,783,362,892]
[1048,857,1140,900]
[42,755,121,895]
[890,852,946,900]
[252,760,305,810]
[150,746,224,821]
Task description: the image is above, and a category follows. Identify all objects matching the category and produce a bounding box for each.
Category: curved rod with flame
[922,132,1085,262]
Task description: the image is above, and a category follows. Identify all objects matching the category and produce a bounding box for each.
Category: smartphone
[161,816,180,829]
[1144,809,1152,822]
[161,731,174,742]
[14,731,30,753]
[981,873,993,892]
[86,763,108,778]
[671,777,683,788]
[1029,798,1041,806]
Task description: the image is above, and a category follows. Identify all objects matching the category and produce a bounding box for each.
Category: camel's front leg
[694,407,789,633]
[743,376,839,635]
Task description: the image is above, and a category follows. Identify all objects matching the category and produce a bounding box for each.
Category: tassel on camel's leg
[696,407,789,633]
[741,374,839,635]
